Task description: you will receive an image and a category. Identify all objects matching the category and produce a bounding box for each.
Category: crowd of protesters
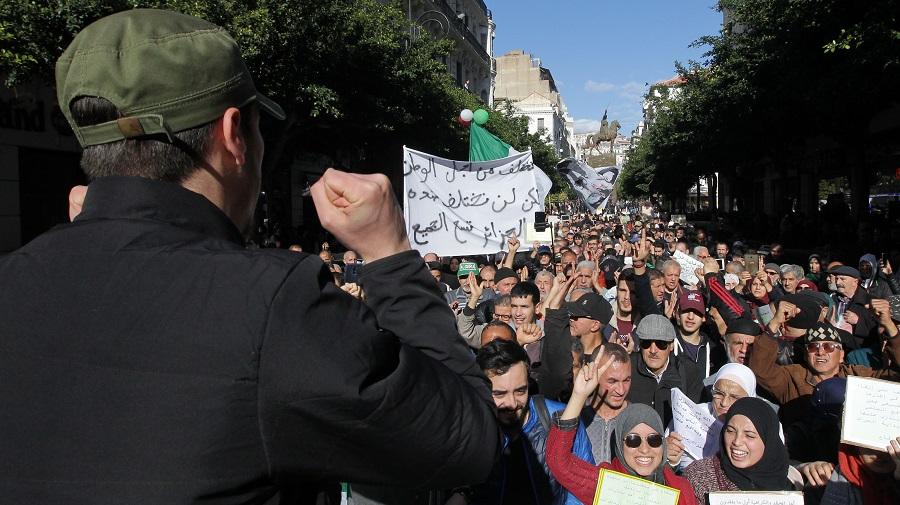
[12,8,898,505]
[320,208,900,505]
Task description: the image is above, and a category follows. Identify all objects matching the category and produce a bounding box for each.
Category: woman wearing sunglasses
[546,354,698,505]
[682,397,796,502]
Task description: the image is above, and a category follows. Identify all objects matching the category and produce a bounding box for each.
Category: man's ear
[219,107,246,167]
[68,185,88,221]
[591,320,602,333]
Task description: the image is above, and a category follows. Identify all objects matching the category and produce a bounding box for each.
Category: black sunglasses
[624,433,663,448]
[639,339,670,350]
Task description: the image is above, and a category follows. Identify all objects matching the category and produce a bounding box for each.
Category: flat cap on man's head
[56,9,285,147]
[827,265,861,279]
[635,314,676,342]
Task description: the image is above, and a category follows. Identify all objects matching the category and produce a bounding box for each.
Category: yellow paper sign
[592,468,680,505]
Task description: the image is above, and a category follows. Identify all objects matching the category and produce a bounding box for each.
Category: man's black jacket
[626,353,703,428]
[0,177,499,504]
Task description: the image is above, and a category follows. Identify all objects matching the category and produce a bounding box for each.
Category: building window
[537,118,544,130]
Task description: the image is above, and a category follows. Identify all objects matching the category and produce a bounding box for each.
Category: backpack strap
[531,394,552,433]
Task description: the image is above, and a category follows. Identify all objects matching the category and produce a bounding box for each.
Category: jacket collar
[75,176,245,245]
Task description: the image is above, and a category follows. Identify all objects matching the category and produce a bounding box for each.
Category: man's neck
[615,308,632,320]
[647,358,669,380]
[581,332,604,355]
[680,329,701,345]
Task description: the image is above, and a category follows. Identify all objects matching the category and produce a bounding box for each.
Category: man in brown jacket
[749,298,899,425]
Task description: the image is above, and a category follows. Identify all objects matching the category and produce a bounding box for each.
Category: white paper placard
[708,491,803,505]
[841,375,900,451]
[673,250,704,286]
[525,222,553,243]
[671,387,718,460]
[403,147,552,256]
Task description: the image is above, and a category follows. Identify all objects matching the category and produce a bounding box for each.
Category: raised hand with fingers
[870,298,899,336]
[340,282,362,300]
[546,274,577,310]
[664,290,678,319]
[887,436,900,480]
[516,323,543,346]
[561,347,615,420]
[797,461,834,487]
[666,432,685,467]
[702,257,720,275]
[466,272,484,309]
[507,234,520,252]
[310,169,409,263]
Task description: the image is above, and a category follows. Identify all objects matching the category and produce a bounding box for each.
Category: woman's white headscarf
[713,363,757,397]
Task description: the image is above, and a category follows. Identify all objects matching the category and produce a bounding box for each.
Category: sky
[487,0,723,137]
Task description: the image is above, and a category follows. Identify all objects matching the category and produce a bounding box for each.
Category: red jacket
[547,424,698,505]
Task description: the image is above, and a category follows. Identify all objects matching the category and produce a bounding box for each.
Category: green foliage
[0,0,569,210]
[624,0,900,198]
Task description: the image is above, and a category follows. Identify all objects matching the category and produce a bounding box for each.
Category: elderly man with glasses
[748,306,900,426]
[627,315,704,427]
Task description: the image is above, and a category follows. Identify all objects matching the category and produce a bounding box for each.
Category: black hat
[566,293,613,323]
[827,265,860,279]
[494,267,518,284]
[805,322,841,344]
[782,294,821,330]
[726,318,762,336]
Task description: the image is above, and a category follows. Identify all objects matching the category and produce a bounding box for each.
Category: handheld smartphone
[745,253,759,275]
[716,258,726,270]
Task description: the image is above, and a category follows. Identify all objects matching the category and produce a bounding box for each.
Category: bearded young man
[474,340,594,505]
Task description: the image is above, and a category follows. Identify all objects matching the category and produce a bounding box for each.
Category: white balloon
[460,109,474,121]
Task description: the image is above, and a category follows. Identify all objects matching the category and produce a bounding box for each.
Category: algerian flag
[469,123,519,161]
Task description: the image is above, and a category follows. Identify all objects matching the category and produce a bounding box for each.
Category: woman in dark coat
[682,397,795,503]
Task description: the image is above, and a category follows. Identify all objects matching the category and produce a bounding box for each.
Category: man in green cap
[0,9,498,503]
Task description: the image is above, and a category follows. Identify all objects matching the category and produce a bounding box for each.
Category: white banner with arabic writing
[403,146,553,256]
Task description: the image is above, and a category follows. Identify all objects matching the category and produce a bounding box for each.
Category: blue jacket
[477,396,594,505]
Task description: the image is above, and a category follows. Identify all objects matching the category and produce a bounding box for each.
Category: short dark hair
[510,281,540,304]
[71,96,252,182]
[598,342,630,365]
[476,339,530,376]
[482,320,515,340]
[648,269,664,281]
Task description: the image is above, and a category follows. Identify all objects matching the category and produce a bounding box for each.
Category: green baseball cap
[56,9,285,147]
[457,261,480,277]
